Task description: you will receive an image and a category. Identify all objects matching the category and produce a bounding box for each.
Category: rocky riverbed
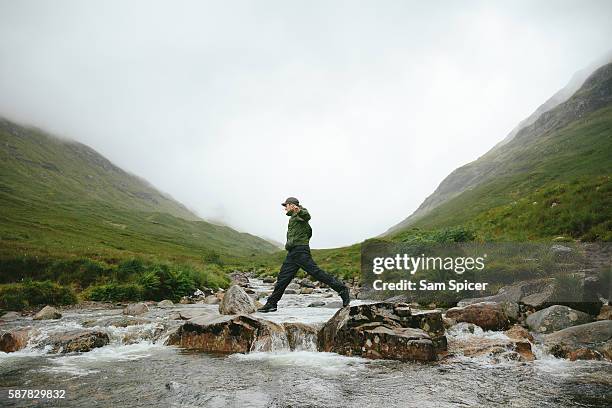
[1,276,611,407]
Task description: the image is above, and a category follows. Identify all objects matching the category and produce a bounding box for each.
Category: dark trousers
[266,245,347,306]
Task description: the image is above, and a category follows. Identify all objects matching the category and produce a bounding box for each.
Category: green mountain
[0,119,277,263]
[385,62,612,242]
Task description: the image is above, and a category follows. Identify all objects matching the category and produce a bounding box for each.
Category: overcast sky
[1,1,611,248]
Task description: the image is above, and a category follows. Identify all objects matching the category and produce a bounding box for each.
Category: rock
[283,322,319,351]
[158,299,174,307]
[284,289,298,294]
[448,335,534,362]
[0,329,32,353]
[166,314,287,353]
[526,305,592,333]
[300,288,314,294]
[445,302,510,331]
[322,293,333,298]
[287,283,300,290]
[299,278,316,288]
[33,305,62,320]
[179,296,194,304]
[567,348,602,361]
[203,295,219,304]
[505,325,534,342]
[229,271,250,287]
[82,316,149,328]
[48,331,110,353]
[123,303,149,316]
[308,301,326,307]
[1,311,21,321]
[543,320,612,361]
[596,305,612,321]
[318,303,444,362]
[218,285,257,315]
[176,310,211,321]
[244,288,255,294]
[458,279,552,307]
[551,244,572,253]
[322,301,343,308]
[262,276,276,283]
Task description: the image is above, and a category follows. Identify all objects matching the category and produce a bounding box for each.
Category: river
[1,279,611,407]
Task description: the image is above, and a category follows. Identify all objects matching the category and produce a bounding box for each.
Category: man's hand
[287,203,300,213]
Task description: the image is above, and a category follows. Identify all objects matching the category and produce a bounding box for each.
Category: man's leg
[264,254,300,307]
[294,247,349,296]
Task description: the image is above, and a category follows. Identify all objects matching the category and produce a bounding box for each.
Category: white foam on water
[229,350,371,373]
[38,341,169,377]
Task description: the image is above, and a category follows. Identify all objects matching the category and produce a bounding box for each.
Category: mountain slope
[387,57,612,234]
[0,119,278,261]
[385,62,612,241]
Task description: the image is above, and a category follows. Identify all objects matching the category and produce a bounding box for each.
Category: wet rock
[262,276,276,283]
[33,305,62,320]
[299,278,316,288]
[543,320,612,361]
[526,305,592,333]
[322,301,343,308]
[283,322,320,351]
[300,287,314,294]
[596,305,612,321]
[1,311,21,321]
[445,302,510,331]
[219,285,256,315]
[229,271,250,287]
[287,283,300,290]
[203,295,220,304]
[308,301,326,307]
[49,331,110,353]
[505,324,534,342]
[284,289,298,294]
[0,329,32,352]
[166,314,286,353]
[322,293,333,298]
[82,316,149,328]
[123,303,149,316]
[318,303,443,362]
[448,335,534,362]
[158,299,174,307]
[458,279,552,307]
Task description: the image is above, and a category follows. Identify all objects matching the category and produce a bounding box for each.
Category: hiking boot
[339,287,351,307]
[258,303,277,313]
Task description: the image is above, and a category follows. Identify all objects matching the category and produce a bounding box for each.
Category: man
[258,197,351,313]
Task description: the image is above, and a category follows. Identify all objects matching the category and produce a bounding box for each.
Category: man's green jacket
[285,207,312,250]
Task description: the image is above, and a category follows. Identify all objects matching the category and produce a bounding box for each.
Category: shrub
[83,283,144,302]
[0,280,77,311]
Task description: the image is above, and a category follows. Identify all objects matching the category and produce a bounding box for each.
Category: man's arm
[295,207,311,222]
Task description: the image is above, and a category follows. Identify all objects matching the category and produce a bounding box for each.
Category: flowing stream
[1,278,611,407]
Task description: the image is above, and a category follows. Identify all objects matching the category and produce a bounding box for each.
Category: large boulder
[1,311,21,322]
[543,320,612,361]
[123,303,149,316]
[458,277,601,315]
[166,314,287,353]
[33,305,62,320]
[318,303,443,362]
[445,302,510,331]
[219,285,257,315]
[47,331,110,353]
[526,305,593,333]
[158,299,174,307]
[0,328,32,353]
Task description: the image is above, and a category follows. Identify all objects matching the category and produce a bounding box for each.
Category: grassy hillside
[387,62,612,235]
[0,119,277,278]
